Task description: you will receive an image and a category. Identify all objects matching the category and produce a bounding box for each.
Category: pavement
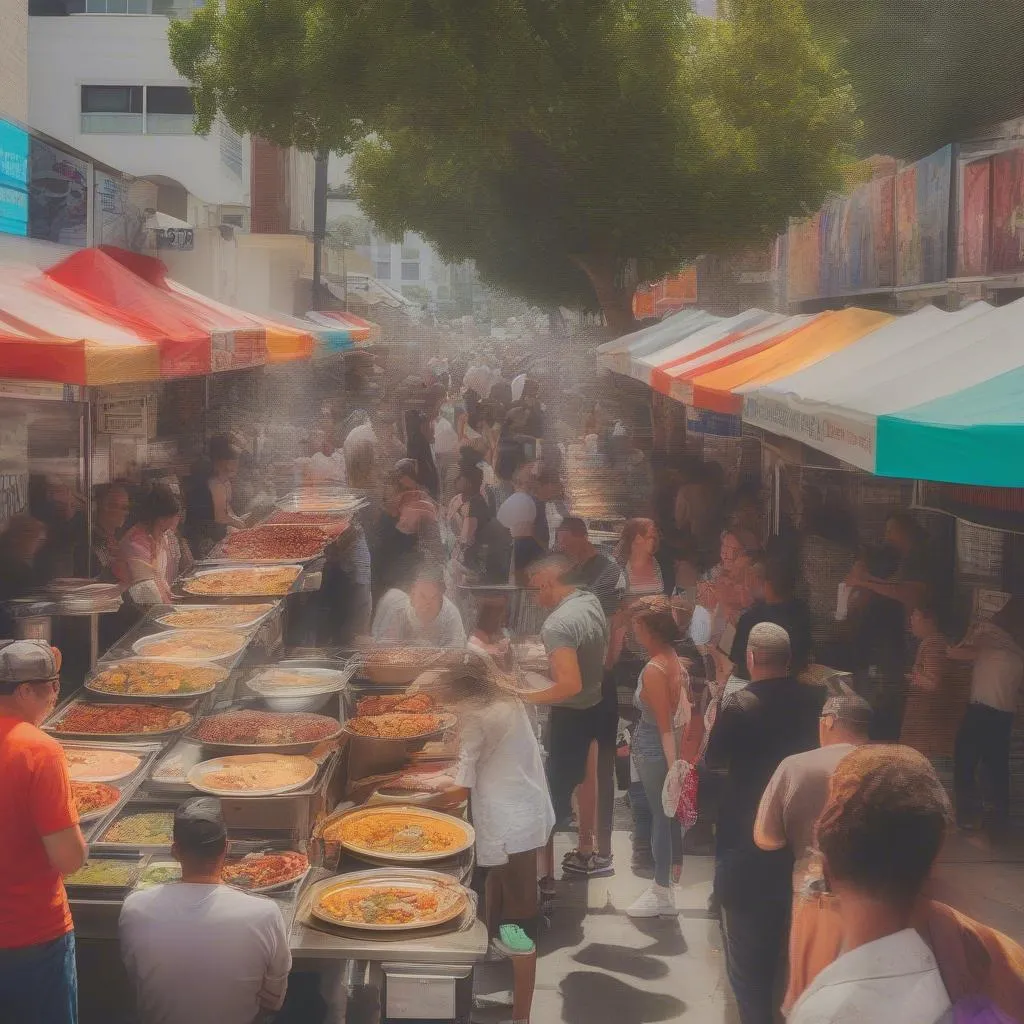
[474,812,1024,1024]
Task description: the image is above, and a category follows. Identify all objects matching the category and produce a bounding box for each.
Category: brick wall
[0,0,28,123]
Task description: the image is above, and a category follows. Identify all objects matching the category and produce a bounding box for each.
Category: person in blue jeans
[627,601,693,918]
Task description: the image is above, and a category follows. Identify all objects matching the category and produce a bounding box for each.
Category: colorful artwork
[958,159,992,276]
[991,148,1024,273]
[895,145,952,286]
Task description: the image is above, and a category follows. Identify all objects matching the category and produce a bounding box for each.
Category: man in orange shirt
[0,640,87,1024]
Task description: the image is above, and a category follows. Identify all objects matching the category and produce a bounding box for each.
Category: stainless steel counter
[290,917,488,965]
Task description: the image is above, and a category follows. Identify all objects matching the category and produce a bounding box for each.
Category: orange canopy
[690,307,895,413]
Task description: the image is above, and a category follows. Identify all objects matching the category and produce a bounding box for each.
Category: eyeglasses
[29,677,61,694]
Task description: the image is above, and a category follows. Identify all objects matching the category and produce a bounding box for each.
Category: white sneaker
[626,884,677,919]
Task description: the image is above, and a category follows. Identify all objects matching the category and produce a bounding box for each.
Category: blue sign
[686,407,742,438]
[0,119,29,237]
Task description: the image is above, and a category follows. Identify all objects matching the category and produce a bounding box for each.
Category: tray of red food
[72,781,121,821]
[212,525,332,564]
[263,511,351,535]
[45,700,195,741]
[188,708,342,754]
[222,850,310,893]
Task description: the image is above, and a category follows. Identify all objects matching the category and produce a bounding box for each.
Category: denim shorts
[0,930,78,1024]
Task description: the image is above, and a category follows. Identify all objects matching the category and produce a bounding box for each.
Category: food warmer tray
[174,563,309,601]
[64,851,147,902]
[204,524,333,567]
[274,489,368,516]
[88,797,182,854]
[149,602,281,633]
[60,738,163,787]
[83,657,232,704]
[43,695,201,743]
[98,618,257,673]
[181,697,345,756]
[73,758,154,845]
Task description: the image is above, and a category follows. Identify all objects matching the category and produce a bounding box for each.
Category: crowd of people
[1,348,1023,1024]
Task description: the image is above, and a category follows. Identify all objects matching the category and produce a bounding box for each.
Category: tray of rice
[188,709,342,754]
[135,861,182,890]
[85,659,227,699]
[65,854,144,897]
[310,869,469,932]
[319,806,474,864]
[343,712,456,743]
[181,565,303,598]
[95,805,177,850]
[155,604,276,631]
[131,631,248,664]
[187,753,319,797]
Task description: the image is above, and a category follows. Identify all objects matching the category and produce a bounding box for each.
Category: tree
[799,0,1024,160]
[171,0,857,329]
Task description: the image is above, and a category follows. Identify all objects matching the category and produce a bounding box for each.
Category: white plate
[131,630,248,663]
[247,664,354,698]
[187,753,319,797]
[322,805,475,864]
[63,748,142,784]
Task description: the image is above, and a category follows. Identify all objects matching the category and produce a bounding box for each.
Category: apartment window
[85,0,147,12]
[401,262,420,282]
[146,86,194,134]
[80,85,143,134]
[401,244,420,260]
[375,260,392,281]
[81,85,194,135]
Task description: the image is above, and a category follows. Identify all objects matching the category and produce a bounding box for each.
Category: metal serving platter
[245,658,356,699]
[183,704,344,757]
[204,523,334,567]
[84,657,229,701]
[60,739,161,786]
[44,696,199,743]
[342,713,457,746]
[89,797,181,854]
[316,805,475,865]
[64,851,146,900]
[152,603,279,632]
[274,488,368,515]
[221,835,312,895]
[177,563,306,600]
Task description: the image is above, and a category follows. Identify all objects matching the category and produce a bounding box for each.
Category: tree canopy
[801,0,1024,160]
[171,0,857,326]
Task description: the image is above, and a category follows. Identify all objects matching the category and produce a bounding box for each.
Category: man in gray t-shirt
[524,557,610,878]
[754,683,872,892]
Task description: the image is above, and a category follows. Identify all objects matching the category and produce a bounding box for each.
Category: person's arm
[525,647,583,705]
[257,906,293,1013]
[909,639,947,691]
[32,751,87,874]
[703,697,741,769]
[210,478,245,529]
[640,660,680,766]
[452,712,487,789]
[753,762,789,852]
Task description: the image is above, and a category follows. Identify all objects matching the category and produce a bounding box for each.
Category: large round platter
[131,630,248,664]
[72,781,121,822]
[85,659,227,700]
[155,604,275,631]
[190,709,343,755]
[181,565,302,598]
[63,747,142,784]
[342,712,457,744]
[222,851,310,894]
[187,753,319,797]
[311,869,469,932]
[247,663,354,698]
[321,806,475,864]
[46,702,194,740]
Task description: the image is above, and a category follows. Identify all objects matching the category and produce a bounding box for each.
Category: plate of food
[311,870,468,931]
[344,712,456,742]
[187,753,319,797]
[191,710,341,752]
[355,693,437,717]
[131,631,248,664]
[321,807,474,863]
[182,565,302,598]
[263,511,351,533]
[246,663,354,699]
[222,850,309,893]
[63,746,142,783]
[99,809,175,846]
[155,604,275,631]
[357,648,467,685]
[135,861,182,889]
[220,525,331,562]
[86,659,227,698]
[47,702,194,739]
[72,780,121,821]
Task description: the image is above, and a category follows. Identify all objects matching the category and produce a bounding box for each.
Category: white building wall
[0,0,28,123]
[28,14,249,207]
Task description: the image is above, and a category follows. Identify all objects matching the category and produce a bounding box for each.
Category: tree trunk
[573,254,637,335]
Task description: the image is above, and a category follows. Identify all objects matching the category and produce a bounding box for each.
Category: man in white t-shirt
[119,798,292,1024]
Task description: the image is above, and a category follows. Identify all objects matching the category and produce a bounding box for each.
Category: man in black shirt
[705,622,824,1024]
[728,557,813,681]
[555,517,625,876]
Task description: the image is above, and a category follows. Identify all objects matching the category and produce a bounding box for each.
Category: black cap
[173,797,227,852]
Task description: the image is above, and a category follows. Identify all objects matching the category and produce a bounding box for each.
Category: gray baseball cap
[173,797,227,852]
[822,680,873,732]
[0,640,61,692]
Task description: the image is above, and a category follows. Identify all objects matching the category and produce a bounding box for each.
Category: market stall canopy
[305,310,380,352]
[595,309,723,376]
[689,307,894,414]
[0,264,161,385]
[743,299,1024,486]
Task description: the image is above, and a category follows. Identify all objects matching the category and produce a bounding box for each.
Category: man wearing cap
[704,622,825,1024]
[754,683,872,1015]
[0,640,87,1024]
[119,797,292,1024]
